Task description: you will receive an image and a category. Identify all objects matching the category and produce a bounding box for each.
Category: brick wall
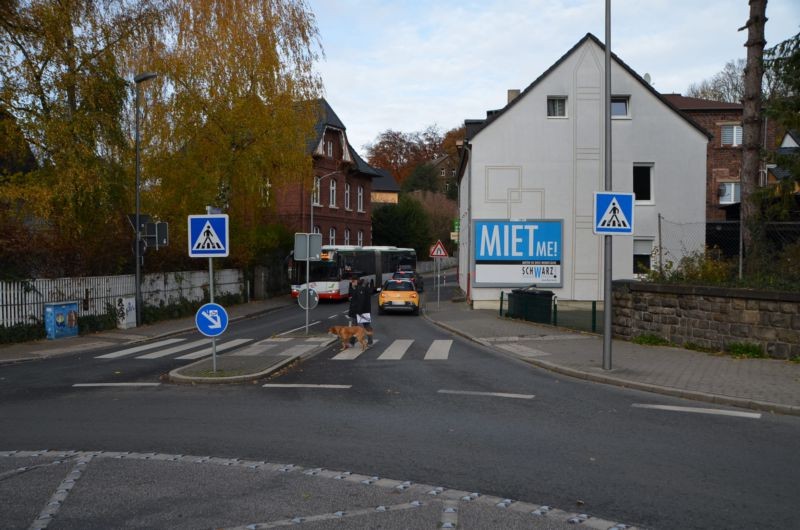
[612,280,800,359]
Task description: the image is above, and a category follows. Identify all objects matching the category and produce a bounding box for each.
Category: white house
[458,33,709,308]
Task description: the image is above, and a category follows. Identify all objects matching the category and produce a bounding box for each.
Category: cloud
[309,0,800,152]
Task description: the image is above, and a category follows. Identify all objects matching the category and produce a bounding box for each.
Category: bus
[288,245,417,300]
[364,246,417,285]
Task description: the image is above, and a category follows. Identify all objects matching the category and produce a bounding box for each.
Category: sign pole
[209,256,217,372]
[437,257,440,311]
[603,0,613,370]
[305,234,310,335]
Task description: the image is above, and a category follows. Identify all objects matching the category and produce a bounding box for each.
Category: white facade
[458,35,708,307]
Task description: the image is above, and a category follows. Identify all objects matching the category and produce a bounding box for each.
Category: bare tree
[739,0,767,258]
[686,59,746,102]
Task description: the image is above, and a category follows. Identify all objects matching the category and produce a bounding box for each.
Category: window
[344,183,351,209]
[633,239,653,274]
[344,228,351,245]
[440,168,445,177]
[325,140,334,157]
[719,182,741,204]
[720,124,742,147]
[329,227,336,245]
[313,225,321,234]
[357,185,364,211]
[357,229,364,246]
[633,164,653,203]
[611,96,629,117]
[312,177,321,205]
[547,97,567,117]
[329,179,337,207]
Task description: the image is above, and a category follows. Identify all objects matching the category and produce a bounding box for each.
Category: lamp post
[134,71,157,327]
[304,171,341,334]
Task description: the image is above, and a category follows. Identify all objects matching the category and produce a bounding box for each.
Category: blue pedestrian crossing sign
[593,192,635,235]
[195,303,228,337]
[188,214,229,257]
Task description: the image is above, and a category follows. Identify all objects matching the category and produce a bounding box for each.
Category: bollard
[591,300,597,333]
[552,296,558,326]
[499,291,504,317]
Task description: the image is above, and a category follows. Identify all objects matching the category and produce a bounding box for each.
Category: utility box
[115,296,137,329]
[508,286,554,324]
[44,301,79,340]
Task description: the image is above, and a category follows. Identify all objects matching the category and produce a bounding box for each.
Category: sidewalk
[425,299,800,416]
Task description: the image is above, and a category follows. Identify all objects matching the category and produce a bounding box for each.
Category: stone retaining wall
[612,280,800,359]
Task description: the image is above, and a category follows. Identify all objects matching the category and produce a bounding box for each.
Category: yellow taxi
[378,279,420,315]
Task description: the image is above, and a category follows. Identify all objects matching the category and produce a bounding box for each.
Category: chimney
[507,89,521,104]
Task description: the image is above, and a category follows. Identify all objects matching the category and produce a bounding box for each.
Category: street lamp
[303,170,341,334]
[134,71,157,327]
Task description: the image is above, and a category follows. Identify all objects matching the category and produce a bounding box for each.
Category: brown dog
[328,326,373,352]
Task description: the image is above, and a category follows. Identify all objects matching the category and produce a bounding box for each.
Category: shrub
[0,321,46,344]
[725,342,766,359]
[632,333,671,346]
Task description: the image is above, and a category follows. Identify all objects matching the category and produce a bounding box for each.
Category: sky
[306,0,799,153]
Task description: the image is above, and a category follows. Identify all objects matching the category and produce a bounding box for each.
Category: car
[391,270,424,292]
[378,279,420,315]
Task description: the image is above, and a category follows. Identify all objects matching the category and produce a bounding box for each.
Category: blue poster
[473,220,563,286]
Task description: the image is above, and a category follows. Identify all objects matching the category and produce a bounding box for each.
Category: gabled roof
[348,145,382,178]
[662,94,742,111]
[468,33,710,141]
[371,167,401,192]
[309,98,381,179]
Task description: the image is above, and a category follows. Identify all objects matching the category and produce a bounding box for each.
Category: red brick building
[274,99,380,245]
[663,94,781,221]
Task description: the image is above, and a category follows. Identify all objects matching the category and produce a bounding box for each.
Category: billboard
[473,219,563,287]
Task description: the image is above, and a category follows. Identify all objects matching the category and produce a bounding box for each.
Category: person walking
[355,279,374,346]
[347,277,360,327]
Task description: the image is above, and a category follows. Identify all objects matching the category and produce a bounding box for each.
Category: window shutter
[721,125,733,145]
[633,239,652,255]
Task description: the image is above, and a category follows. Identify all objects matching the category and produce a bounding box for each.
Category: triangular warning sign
[598,197,630,229]
[429,240,448,258]
[192,221,225,251]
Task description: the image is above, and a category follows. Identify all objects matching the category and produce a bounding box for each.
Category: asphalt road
[1,275,799,529]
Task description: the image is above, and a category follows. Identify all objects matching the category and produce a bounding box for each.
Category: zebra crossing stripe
[424,340,452,360]
[174,338,252,360]
[136,340,210,359]
[377,339,413,360]
[95,339,185,359]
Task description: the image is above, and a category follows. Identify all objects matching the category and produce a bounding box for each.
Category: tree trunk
[739,0,767,264]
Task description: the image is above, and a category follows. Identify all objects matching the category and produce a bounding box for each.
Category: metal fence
[656,217,800,277]
[0,269,244,328]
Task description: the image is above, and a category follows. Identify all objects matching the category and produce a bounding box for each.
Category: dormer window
[325,140,334,157]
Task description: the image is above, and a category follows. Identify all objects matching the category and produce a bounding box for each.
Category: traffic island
[168,335,336,384]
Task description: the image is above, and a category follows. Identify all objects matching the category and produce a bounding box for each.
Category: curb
[168,337,336,385]
[426,315,800,417]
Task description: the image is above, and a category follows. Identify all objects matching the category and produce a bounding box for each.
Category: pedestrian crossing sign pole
[188,212,230,372]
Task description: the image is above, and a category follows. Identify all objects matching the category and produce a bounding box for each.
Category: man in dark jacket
[347,278,373,347]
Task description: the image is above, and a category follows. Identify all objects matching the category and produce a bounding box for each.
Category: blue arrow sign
[188,214,229,257]
[195,303,229,337]
[593,192,635,235]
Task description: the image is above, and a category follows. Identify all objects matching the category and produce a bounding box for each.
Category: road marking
[438,389,535,400]
[331,339,380,360]
[378,339,413,360]
[175,338,252,360]
[424,340,452,360]
[136,339,209,359]
[631,404,762,419]
[278,322,321,336]
[94,338,185,359]
[73,383,161,387]
[262,384,351,389]
[229,343,278,356]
